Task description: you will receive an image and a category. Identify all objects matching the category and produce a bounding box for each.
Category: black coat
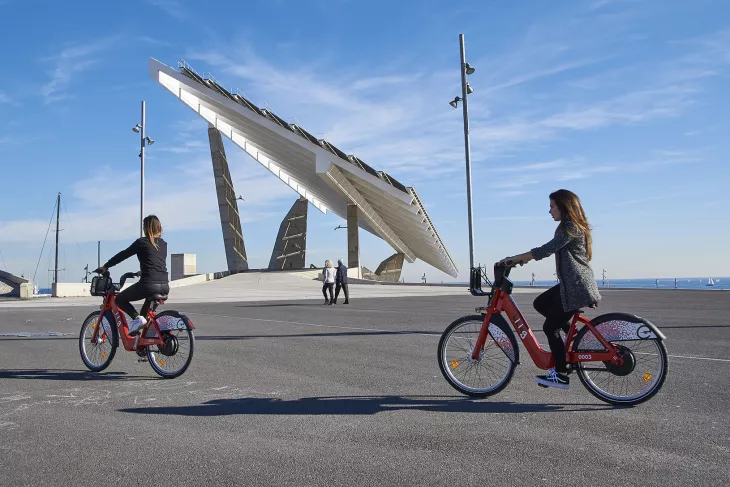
[335,264,348,284]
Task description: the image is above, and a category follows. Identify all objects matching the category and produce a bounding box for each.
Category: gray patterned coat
[530,221,602,312]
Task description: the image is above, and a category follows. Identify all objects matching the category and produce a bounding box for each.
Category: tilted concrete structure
[268,197,308,270]
[208,125,249,273]
[374,253,406,283]
[149,59,458,278]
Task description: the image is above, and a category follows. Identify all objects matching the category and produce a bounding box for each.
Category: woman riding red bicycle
[499,189,601,390]
[94,215,169,335]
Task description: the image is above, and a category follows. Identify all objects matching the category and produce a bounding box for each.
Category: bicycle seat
[151,294,168,302]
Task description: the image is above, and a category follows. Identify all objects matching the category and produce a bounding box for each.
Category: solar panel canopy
[149,58,458,277]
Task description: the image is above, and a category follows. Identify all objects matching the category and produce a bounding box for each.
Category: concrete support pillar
[208,124,248,273]
[347,204,361,279]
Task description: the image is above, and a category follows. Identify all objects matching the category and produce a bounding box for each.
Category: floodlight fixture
[145,136,154,146]
[449,96,461,108]
[465,63,475,75]
[133,124,141,133]
[466,83,474,94]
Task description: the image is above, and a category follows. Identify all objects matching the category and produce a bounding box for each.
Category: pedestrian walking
[334,258,349,304]
[322,259,336,305]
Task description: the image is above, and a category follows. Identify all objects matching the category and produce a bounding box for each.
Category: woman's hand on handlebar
[497,252,533,267]
[134,271,142,277]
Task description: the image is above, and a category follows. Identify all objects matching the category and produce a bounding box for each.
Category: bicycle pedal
[137,357,148,363]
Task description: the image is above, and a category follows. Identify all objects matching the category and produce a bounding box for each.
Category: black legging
[116,281,169,320]
[533,285,576,373]
[322,283,334,302]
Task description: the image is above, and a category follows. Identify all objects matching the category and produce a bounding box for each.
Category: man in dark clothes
[334,258,349,304]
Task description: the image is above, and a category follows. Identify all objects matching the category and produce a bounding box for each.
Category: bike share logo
[636,325,657,339]
[513,314,528,340]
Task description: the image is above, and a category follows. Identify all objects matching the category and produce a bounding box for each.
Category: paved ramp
[0,270,541,308]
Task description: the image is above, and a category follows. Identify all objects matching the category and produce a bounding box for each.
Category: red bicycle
[79,271,195,378]
[438,262,668,405]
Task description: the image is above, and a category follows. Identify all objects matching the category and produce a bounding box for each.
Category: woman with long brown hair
[499,189,601,389]
[95,215,169,335]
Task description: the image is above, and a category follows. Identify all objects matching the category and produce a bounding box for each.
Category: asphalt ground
[1,289,728,486]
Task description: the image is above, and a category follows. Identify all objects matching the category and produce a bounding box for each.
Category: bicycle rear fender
[488,313,520,364]
[579,312,666,349]
[155,311,195,331]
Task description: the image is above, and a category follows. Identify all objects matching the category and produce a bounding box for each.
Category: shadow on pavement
[196,329,438,341]
[0,368,156,381]
[119,395,614,416]
[234,303,323,308]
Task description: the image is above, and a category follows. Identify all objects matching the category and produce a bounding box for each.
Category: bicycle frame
[91,292,166,352]
[472,287,618,370]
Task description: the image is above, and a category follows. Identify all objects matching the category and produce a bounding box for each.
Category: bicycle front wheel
[438,314,518,398]
[79,311,117,372]
[146,311,195,379]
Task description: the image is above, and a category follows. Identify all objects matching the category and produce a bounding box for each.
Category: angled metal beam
[323,163,416,262]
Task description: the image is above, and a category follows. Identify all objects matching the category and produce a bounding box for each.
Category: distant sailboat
[707,277,715,287]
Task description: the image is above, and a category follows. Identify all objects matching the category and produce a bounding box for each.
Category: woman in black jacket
[95,215,169,335]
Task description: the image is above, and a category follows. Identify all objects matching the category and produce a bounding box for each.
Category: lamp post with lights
[132,101,154,237]
[449,34,476,270]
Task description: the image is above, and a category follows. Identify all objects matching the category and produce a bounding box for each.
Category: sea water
[514,277,730,290]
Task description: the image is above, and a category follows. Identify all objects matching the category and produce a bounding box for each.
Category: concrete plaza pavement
[0,281,728,486]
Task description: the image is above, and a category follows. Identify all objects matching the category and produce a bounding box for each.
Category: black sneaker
[536,369,569,390]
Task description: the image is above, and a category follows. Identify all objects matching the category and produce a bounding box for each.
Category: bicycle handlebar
[119,272,138,289]
[92,269,139,289]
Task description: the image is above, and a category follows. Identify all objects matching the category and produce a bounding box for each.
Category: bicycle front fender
[488,313,520,364]
[578,312,666,350]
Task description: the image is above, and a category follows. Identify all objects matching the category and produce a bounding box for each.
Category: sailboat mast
[54,192,60,284]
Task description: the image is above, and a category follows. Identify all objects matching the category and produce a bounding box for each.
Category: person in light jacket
[498,189,601,390]
[322,259,336,305]
[334,258,349,305]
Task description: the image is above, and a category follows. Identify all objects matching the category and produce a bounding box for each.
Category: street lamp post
[450,34,476,270]
[133,101,154,237]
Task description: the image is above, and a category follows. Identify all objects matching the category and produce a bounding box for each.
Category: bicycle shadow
[119,395,615,416]
[0,368,157,381]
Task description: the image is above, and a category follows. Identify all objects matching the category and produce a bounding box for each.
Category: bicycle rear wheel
[79,311,117,372]
[146,311,195,379]
[573,333,668,406]
[438,314,518,398]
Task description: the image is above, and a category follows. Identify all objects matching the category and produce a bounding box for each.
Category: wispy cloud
[137,36,171,47]
[40,39,117,103]
[146,0,187,20]
[0,156,297,245]
[157,139,208,154]
[0,92,10,103]
[589,0,642,11]
[610,192,683,207]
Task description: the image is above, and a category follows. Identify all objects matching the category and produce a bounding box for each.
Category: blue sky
[0,0,728,289]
